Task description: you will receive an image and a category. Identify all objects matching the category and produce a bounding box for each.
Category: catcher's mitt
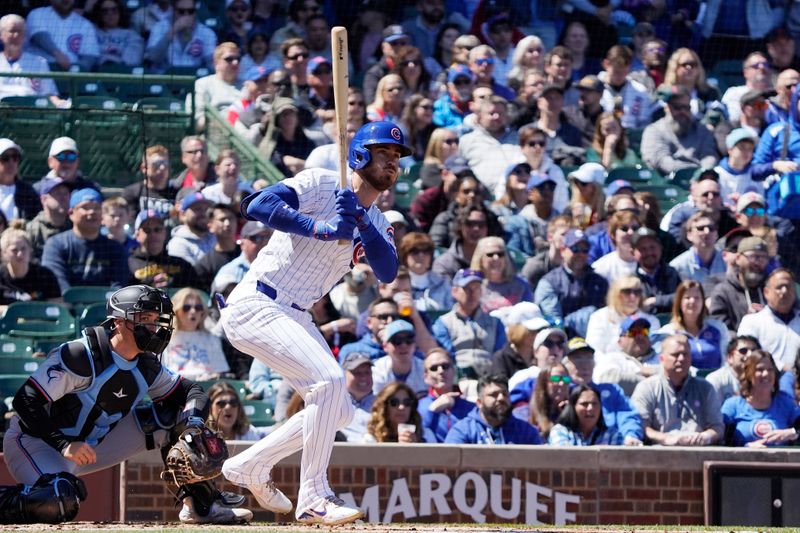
[161,425,229,486]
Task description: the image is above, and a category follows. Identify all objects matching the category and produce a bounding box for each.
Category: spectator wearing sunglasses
[269,0,319,55]
[0,138,41,222]
[631,227,681,315]
[207,381,270,441]
[526,363,571,439]
[145,0,217,72]
[470,236,533,313]
[337,351,376,443]
[418,347,474,442]
[663,169,738,245]
[593,314,660,396]
[372,320,427,397]
[34,137,101,195]
[752,81,800,182]
[163,287,230,381]
[721,53,774,125]
[467,45,514,102]
[669,209,727,283]
[706,335,761,402]
[366,382,435,443]
[128,210,201,289]
[445,374,541,444]
[764,68,799,127]
[339,297,402,361]
[500,164,559,257]
[190,42,243,130]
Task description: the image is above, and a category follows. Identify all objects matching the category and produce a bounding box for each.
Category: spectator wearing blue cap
[41,188,129,291]
[227,65,273,126]
[372,320,428,397]
[432,268,506,378]
[593,314,660,396]
[189,42,243,130]
[534,228,609,338]
[714,128,761,207]
[363,25,412,104]
[167,189,216,266]
[306,56,334,121]
[504,165,560,258]
[432,64,475,128]
[128,209,202,290]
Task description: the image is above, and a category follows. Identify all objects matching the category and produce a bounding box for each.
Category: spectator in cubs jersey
[26,0,99,71]
[145,0,217,72]
[0,15,63,106]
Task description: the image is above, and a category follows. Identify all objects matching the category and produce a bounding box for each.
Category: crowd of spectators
[1,0,800,447]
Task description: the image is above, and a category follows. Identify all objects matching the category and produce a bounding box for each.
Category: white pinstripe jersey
[0,52,58,98]
[26,7,99,64]
[227,168,395,310]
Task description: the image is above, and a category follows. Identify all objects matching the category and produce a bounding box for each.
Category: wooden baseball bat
[331,26,350,245]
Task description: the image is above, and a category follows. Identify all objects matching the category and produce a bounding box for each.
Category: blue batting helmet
[348,121,413,170]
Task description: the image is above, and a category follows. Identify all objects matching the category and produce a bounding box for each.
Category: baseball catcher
[0,285,251,524]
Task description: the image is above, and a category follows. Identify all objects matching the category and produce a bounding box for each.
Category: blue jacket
[418,392,475,443]
[433,94,467,128]
[534,265,608,321]
[338,334,384,361]
[444,407,542,445]
[753,88,800,180]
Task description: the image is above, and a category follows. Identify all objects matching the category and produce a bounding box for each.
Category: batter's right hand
[63,441,97,466]
[335,189,361,218]
[313,215,356,241]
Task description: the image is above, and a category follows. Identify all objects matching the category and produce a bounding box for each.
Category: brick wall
[124,444,800,524]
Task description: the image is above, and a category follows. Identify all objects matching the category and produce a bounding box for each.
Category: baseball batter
[220,121,410,525]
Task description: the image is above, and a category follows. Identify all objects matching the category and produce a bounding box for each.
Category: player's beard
[360,163,396,192]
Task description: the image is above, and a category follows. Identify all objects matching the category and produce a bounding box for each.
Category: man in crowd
[145,0,217,72]
[468,45,514,102]
[211,221,272,296]
[632,227,681,314]
[600,45,653,129]
[444,375,541,445]
[123,144,180,218]
[0,138,41,221]
[166,190,215,266]
[362,25,411,104]
[401,0,445,58]
[706,335,761,402]
[42,188,129,290]
[664,169,737,243]
[433,65,475,129]
[339,297,401,361]
[418,347,474,442]
[721,52,773,124]
[669,210,726,282]
[631,334,724,446]
[26,0,99,71]
[564,75,605,146]
[34,137,101,194]
[338,351,375,443]
[193,204,240,291]
[171,136,217,190]
[26,177,70,262]
[765,68,799,125]
[128,209,201,289]
[593,315,660,395]
[0,15,62,106]
[372,320,427,397]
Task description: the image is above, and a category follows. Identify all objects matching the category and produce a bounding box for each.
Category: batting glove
[335,189,361,218]
[313,214,356,241]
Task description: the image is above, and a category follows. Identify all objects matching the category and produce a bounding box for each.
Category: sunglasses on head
[373,312,400,321]
[388,397,413,408]
[549,375,571,384]
[427,362,452,372]
[0,152,20,163]
[390,335,415,346]
[214,398,240,408]
[742,207,766,217]
[54,151,78,162]
[182,304,204,312]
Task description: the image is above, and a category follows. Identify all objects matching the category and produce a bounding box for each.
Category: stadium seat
[0,95,54,108]
[197,379,248,398]
[0,336,34,358]
[606,166,659,184]
[394,175,419,210]
[77,302,111,331]
[636,183,688,213]
[132,97,185,113]
[668,167,699,190]
[0,302,76,340]
[0,96,64,178]
[242,399,275,427]
[627,128,645,154]
[655,312,672,327]
[63,285,116,309]
[709,59,744,93]
[0,356,41,375]
[507,247,527,272]
[0,374,30,398]
[73,96,124,110]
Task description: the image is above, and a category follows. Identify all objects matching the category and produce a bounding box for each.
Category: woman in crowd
[239,30,274,80]
[722,349,800,447]
[399,232,453,312]
[432,204,495,281]
[663,48,721,118]
[519,126,568,213]
[432,24,463,72]
[258,97,316,177]
[0,229,60,308]
[367,74,407,123]
[559,21,600,82]
[419,128,461,190]
[549,384,624,445]
[391,46,435,99]
[471,236,533,313]
[585,275,660,355]
[491,161,531,223]
[163,288,230,381]
[657,280,728,372]
[492,321,540,380]
[506,35,547,91]
[365,382,435,443]
[207,382,270,441]
[528,363,571,440]
[91,0,144,67]
[429,174,497,248]
[591,211,642,282]
[568,163,605,229]
[399,94,436,162]
[201,149,253,207]
[586,112,643,169]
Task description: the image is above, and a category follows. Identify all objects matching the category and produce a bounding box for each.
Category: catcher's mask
[106,285,174,354]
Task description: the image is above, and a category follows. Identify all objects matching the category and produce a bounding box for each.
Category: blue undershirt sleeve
[358,222,399,283]
[240,183,314,237]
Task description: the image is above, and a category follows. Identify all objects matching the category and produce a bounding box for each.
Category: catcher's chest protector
[48,327,162,444]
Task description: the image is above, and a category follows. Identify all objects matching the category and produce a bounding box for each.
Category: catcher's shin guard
[0,473,87,524]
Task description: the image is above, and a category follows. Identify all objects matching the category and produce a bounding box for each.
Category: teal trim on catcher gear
[348,121,413,170]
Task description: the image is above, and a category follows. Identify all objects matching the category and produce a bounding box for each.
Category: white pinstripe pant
[219,294,354,516]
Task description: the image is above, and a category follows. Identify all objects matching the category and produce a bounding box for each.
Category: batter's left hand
[335,189,361,217]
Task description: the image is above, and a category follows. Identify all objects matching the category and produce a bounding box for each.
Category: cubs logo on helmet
[348,121,413,170]
[390,128,401,141]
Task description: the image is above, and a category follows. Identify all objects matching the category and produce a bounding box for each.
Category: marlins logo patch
[46,363,65,383]
[390,128,401,141]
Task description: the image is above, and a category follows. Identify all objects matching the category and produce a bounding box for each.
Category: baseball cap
[657,84,690,103]
[179,190,213,211]
[737,236,768,254]
[0,138,22,156]
[575,75,603,93]
[240,220,269,238]
[569,162,606,184]
[453,35,480,50]
[340,351,373,371]
[718,227,752,252]
[540,83,565,96]
[69,188,102,209]
[632,21,655,37]
[226,0,249,7]
[447,64,473,84]
[382,25,409,43]
[39,177,66,196]
[690,167,719,183]
[726,128,758,150]
[307,56,331,76]
[503,301,543,325]
[563,228,589,248]
[243,65,272,82]
[606,179,634,196]
[383,319,414,342]
[134,209,164,231]
[533,327,567,350]
[766,26,792,44]
[452,268,483,287]
[566,337,595,357]
[504,161,532,181]
[522,315,551,332]
[443,155,471,175]
[736,191,766,213]
[383,210,408,227]
[740,89,774,107]
[619,315,650,335]
[487,14,512,31]
[630,226,659,247]
[49,136,78,157]
[526,172,555,191]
